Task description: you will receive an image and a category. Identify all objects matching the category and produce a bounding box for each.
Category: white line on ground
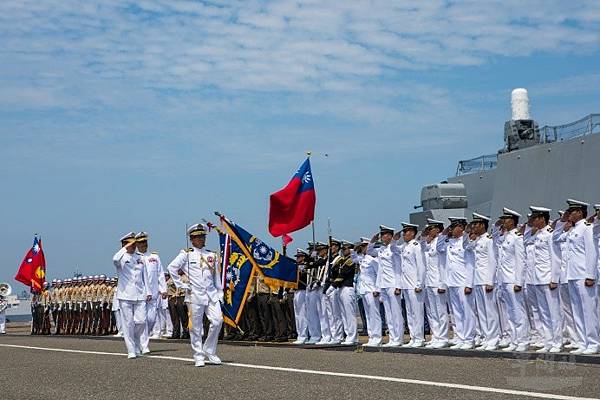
[0,343,597,400]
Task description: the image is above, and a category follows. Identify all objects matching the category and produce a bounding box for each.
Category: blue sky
[2,0,600,285]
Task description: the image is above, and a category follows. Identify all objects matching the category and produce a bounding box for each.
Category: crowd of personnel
[29,198,600,359]
[288,199,600,355]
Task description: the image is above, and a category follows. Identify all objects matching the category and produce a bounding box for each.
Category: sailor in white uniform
[495,208,528,352]
[526,206,562,353]
[563,199,599,354]
[359,239,383,347]
[422,219,449,349]
[437,217,476,350]
[135,232,167,345]
[552,211,580,348]
[168,223,224,367]
[465,213,501,351]
[373,225,405,347]
[398,222,426,348]
[523,215,544,348]
[112,232,152,359]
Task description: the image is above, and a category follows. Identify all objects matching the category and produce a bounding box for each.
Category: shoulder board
[183,248,193,253]
[445,239,449,242]
[546,227,554,232]
[515,232,522,236]
[585,221,591,226]
[412,241,418,246]
[344,258,354,266]
[487,234,493,239]
[151,251,159,255]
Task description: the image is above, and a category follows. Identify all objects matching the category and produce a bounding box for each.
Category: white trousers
[329,288,344,341]
[380,287,405,344]
[525,285,543,342]
[402,289,424,342]
[448,287,476,344]
[361,292,382,343]
[498,283,528,346]
[318,292,332,342]
[531,284,562,348]
[190,301,223,362]
[339,286,358,343]
[158,306,173,336]
[119,300,147,355]
[474,285,501,346]
[306,289,322,341]
[559,283,578,343]
[141,298,159,349]
[293,290,308,341]
[425,287,448,342]
[0,311,5,333]
[568,279,600,349]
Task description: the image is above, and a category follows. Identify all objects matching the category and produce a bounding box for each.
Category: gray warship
[410,88,600,226]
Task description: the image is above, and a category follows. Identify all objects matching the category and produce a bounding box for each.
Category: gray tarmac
[1,333,600,400]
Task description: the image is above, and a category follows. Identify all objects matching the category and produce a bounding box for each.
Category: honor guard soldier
[527,206,562,353]
[496,208,528,352]
[292,249,310,344]
[323,238,344,345]
[437,217,476,350]
[167,223,223,367]
[135,232,167,343]
[466,213,501,351]
[398,223,426,348]
[422,219,449,349]
[333,241,358,345]
[113,232,152,359]
[563,199,599,354]
[373,225,404,347]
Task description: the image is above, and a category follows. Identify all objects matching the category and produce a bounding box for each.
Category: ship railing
[540,113,600,143]
[455,153,498,176]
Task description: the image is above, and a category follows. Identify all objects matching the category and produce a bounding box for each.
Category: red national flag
[269,158,316,237]
[15,236,46,292]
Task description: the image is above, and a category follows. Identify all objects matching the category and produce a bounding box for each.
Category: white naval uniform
[437,234,476,345]
[357,250,382,345]
[375,241,405,345]
[553,221,579,344]
[422,236,449,344]
[113,247,151,356]
[465,233,501,348]
[168,246,224,364]
[496,228,528,347]
[527,225,562,349]
[399,239,426,344]
[138,251,167,345]
[564,219,599,351]
[523,226,543,344]
[593,220,600,329]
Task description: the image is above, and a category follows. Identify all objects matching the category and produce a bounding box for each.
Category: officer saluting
[167,223,224,367]
[564,199,599,355]
[112,232,152,359]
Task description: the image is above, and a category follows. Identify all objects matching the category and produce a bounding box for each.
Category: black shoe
[169,334,181,339]
[274,336,289,343]
[181,333,190,339]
